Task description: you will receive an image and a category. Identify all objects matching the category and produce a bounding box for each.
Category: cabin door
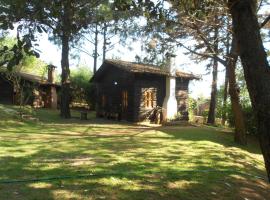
[121,90,128,120]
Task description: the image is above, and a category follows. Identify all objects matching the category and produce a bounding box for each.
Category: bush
[226,103,257,135]
[242,106,257,135]
[70,66,93,108]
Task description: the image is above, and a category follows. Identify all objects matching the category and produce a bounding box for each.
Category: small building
[0,65,60,109]
[91,58,199,122]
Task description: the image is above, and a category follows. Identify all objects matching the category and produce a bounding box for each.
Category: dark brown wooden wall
[95,65,135,121]
[0,75,59,108]
[0,76,14,104]
[133,74,166,122]
[176,78,190,120]
[95,65,191,122]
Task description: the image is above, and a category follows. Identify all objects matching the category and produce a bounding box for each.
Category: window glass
[144,90,156,108]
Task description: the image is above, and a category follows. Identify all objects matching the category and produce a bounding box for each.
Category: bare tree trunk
[93,23,98,74]
[229,0,270,180]
[102,23,107,62]
[228,37,247,145]
[222,28,230,126]
[207,58,218,124]
[222,69,229,125]
[60,2,71,118]
[207,22,219,124]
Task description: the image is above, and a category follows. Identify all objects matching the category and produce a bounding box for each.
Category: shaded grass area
[0,105,269,200]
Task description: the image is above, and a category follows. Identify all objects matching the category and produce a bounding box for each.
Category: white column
[162,76,178,119]
[162,53,178,120]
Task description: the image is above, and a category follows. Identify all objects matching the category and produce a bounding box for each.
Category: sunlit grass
[0,105,269,200]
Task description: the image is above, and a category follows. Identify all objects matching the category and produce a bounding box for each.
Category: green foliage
[216,84,226,119]
[0,0,42,69]
[19,55,47,77]
[201,110,209,119]
[0,35,16,66]
[236,66,257,134]
[188,97,197,115]
[225,102,257,135]
[70,65,93,107]
[217,66,257,134]
[242,106,257,134]
[0,36,46,75]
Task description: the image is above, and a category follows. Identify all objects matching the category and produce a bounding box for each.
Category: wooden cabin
[91,59,199,122]
[0,65,60,109]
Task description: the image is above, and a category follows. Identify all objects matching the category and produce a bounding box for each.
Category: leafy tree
[0,35,16,65]
[0,36,47,76]
[19,0,108,118]
[0,0,42,69]
[74,1,142,74]
[19,56,47,77]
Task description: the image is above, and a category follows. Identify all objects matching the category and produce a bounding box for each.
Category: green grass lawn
[0,105,269,200]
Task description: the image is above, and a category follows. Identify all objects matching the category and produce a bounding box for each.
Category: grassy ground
[0,105,269,200]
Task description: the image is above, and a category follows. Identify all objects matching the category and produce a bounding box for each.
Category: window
[102,95,106,108]
[122,90,128,109]
[144,90,155,108]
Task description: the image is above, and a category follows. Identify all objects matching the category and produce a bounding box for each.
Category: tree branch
[73,46,92,57]
[80,34,95,45]
[177,42,227,66]
[261,15,270,28]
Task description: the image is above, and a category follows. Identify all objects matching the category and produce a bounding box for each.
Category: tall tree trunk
[102,23,107,62]
[207,22,219,124]
[222,28,231,126]
[229,0,270,180]
[93,23,98,74]
[228,37,247,145]
[222,68,229,125]
[207,58,218,124]
[60,2,71,118]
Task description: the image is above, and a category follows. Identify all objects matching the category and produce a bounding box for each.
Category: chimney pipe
[48,65,56,84]
[166,53,176,75]
[162,53,178,120]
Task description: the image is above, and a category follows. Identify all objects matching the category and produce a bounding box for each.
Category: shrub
[70,66,93,108]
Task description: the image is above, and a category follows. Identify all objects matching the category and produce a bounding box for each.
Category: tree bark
[228,0,270,180]
[228,37,247,145]
[93,23,98,74]
[60,2,71,118]
[207,58,218,124]
[103,23,107,62]
[221,68,229,125]
[207,22,219,124]
[60,34,71,118]
[222,27,231,126]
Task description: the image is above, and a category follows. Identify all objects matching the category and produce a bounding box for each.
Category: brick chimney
[47,65,57,109]
[47,65,56,84]
[162,53,178,120]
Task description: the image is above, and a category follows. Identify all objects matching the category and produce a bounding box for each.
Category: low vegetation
[0,105,269,200]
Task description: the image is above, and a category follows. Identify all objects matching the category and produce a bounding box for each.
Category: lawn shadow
[1,108,269,199]
[156,125,262,155]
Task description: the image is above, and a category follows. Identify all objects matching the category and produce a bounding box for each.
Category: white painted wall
[162,76,178,120]
[162,54,178,120]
